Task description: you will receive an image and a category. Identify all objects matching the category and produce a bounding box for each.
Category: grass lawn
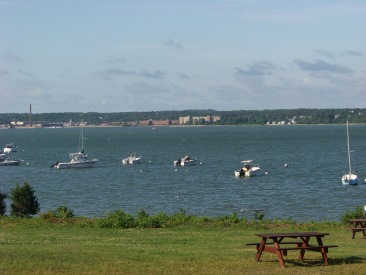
[1,220,366,274]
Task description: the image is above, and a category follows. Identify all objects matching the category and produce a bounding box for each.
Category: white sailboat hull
[342,121,358,185]
[342,173,358,185]
[51,125,98,169]
[56,159,98,169]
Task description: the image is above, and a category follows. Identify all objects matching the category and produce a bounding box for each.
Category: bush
[97,209,136,229]
[40,205,75,221]
[9,182,40,218]
[136,209,164,228]
[341,206,364,225]
[53,205,75,218]
[169,209,193,225]
[0,191,7,216]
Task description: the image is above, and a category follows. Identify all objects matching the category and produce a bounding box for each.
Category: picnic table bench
[247,232,337,267]
[348,219,366,239]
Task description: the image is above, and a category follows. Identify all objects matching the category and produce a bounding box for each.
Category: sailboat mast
[346,121,352,176]
[81,122,84,152]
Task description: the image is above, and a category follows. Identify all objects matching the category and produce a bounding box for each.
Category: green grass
[1,219,366,274]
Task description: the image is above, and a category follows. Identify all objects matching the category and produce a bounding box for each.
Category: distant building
[178,115,220,125]
[151,119,170,126]
[179,116,192,125]
[138,120,151,126]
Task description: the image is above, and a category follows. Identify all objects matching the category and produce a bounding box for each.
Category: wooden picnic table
[349,219,366,239]
[247,232,337,267]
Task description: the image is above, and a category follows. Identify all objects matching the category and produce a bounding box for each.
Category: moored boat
[0,154,21,166]
[174,155,196,166]
[3,143,18,153]
[51,125,98,169]
[122,152,142,165]
[341,121,358,185]
[234,160,260,177]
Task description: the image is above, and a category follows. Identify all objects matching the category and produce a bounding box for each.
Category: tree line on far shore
[1,108,366,126]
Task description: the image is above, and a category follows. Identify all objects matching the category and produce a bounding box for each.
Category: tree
[0,191,7,216]
[9,182,40,217]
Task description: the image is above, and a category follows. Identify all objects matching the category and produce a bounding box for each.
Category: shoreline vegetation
[1,207,366,274]
[2,108,366,127]
[2,122,366,128]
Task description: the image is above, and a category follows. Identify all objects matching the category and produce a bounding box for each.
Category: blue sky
[0,0,365,113]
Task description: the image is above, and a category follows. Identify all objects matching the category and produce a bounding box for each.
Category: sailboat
[51,124,98,169]
[341,121,358,185]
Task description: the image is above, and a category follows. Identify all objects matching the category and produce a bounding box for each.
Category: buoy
[284,163,288,167]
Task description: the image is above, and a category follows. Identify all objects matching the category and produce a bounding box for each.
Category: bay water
[1,125,366,221]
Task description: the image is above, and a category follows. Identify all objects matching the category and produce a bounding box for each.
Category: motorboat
[51,152,98,169]
[234,160,260,177]
[51,125,98,169]
[342,121,358,185]
[0,154,21,166]
[3,143,18,153]
[174,155,196,166]
[122,152,142,165]
[0,158,22,166]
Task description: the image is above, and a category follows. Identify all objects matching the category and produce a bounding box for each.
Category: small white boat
[342,121,358,185]
[52,152,98,169]
[122,152,142,165]
[234,160,260,177]
[0,155,21,166]
[174,155,196,166]
[3,143,18,153]
[51,125,98,169]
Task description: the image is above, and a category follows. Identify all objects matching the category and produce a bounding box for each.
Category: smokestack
[29,104,32,127]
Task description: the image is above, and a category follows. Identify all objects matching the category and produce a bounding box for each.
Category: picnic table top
[255,232,329,238]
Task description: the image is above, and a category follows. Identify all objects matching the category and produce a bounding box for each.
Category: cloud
[294,59,353,74]
[0,67,9,76]
[314,49,334,59]
[176,72,190,80]
[5,51,23,62]
[139,70,165,79]
[92,68,136,80]
[235,67,266,76]
[92,68,166,80]
[19,70,34,77]
[163,39,184,49]
[106,68,135,76]
[17,77,54,91]
[341,50,363,57]
[105,57,127,64]
[235,60,275,76]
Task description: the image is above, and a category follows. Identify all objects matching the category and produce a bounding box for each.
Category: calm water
[1,125,366,221]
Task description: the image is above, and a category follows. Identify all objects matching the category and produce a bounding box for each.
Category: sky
[0,0,365,113]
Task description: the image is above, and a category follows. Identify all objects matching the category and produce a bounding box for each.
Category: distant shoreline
[0,123,358,130]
